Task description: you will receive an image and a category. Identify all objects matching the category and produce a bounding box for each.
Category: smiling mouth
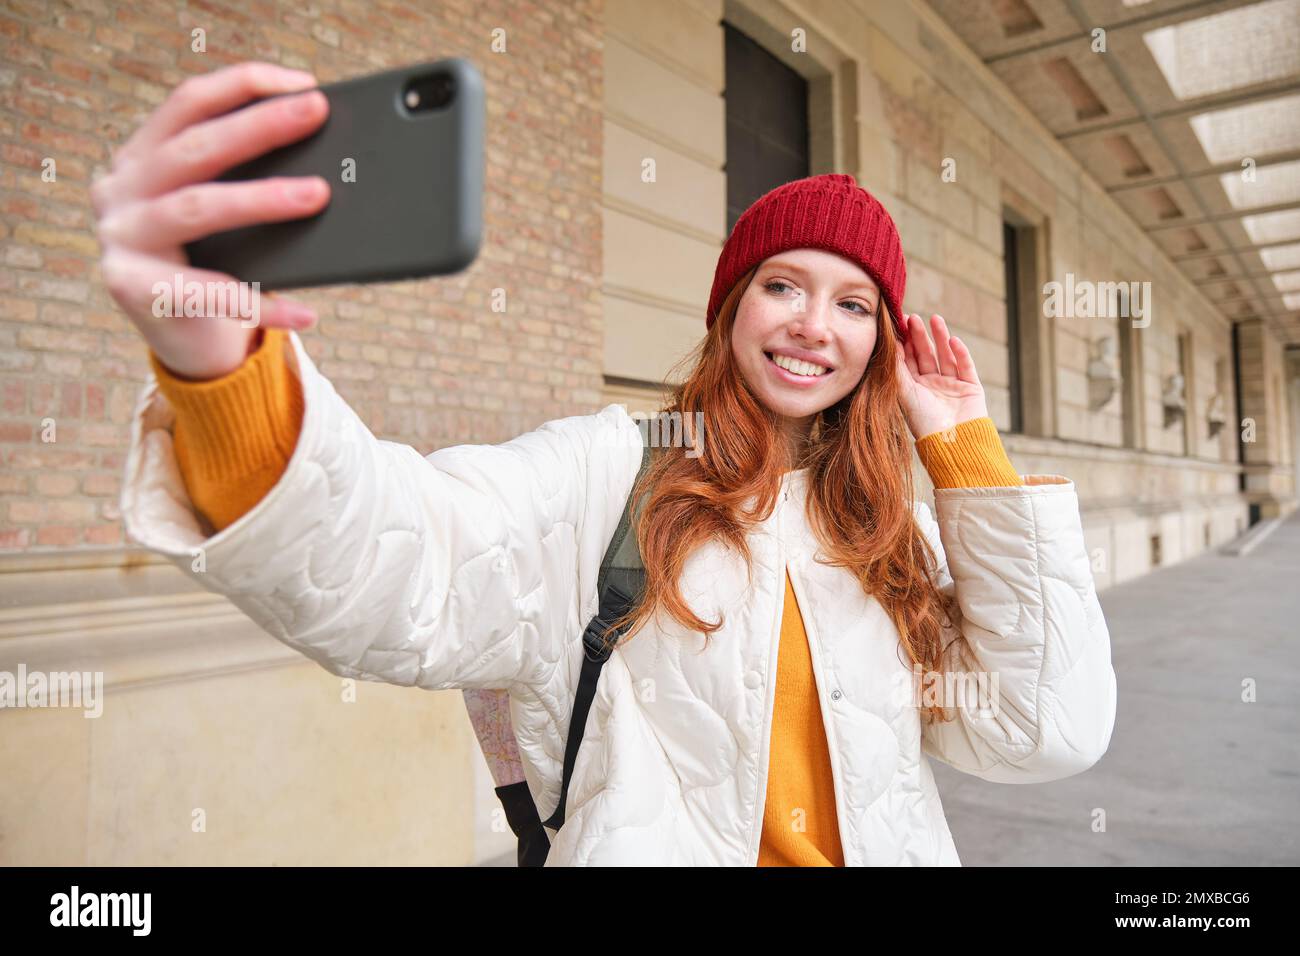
[764,351,832,378]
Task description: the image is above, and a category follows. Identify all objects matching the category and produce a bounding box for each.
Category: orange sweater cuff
[149,328,304,530]
[914,416,1022,489]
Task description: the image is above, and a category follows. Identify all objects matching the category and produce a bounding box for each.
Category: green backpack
[492,423,654,866]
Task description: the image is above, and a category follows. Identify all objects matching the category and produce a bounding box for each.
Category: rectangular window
[1177,331,1193,456]
[724,21,810,233]
[1275,373,1290,465]
[1214,356,1229,447]
[1000,194,1054,440]
[1003,221,1024,434]
[1118,313,1143,449]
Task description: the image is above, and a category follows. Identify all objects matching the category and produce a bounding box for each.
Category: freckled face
[731,247,881,424]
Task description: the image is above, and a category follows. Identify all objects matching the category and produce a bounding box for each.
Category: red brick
[1,379,26,413]
[0,528,31,549]
[0,472,27,493]
[84,522,121,545]
[83,472,119,496]
[85,383,105,418]
[36,473,78,496]
[1,0,608,553]
[0,420,33,442]
[36,525,80,547]
[48,498,95,522]
[8,499,45,522]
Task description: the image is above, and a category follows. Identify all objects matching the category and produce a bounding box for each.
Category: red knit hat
[706,173,907,340]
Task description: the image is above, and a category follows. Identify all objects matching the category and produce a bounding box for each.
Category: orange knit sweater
[149,330,1022,867]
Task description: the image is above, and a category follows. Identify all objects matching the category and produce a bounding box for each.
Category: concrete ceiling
[926,0,1300,345]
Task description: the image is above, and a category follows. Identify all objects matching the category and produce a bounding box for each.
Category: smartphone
[184,58,484,290]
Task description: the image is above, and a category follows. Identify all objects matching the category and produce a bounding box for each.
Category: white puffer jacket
[121,331,1117,866]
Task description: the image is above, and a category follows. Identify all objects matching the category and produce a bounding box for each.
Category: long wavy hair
[606,263,964,724]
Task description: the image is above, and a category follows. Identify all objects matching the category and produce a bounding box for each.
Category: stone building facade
[1,0,1295,864]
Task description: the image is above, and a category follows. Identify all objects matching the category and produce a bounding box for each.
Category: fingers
[106,88,329,206]
[97,175,331,253]
[116,61,319,170]
[904,313,976,383]
[100,246,316,330]
[91,62,326,381]
[928,314,958,378]
[901,314,921,379]
[95,62,322,216]
[259,293,319,330]
[906,313,939,376]
[895,346,918,398]
[949,334,982,388]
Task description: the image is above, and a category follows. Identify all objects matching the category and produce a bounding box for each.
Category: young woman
[97,62,1117,866]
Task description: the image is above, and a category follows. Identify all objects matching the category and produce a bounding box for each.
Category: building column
[1235,319,1298,520]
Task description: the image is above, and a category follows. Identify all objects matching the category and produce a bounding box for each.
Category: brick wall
[0,0,605,551]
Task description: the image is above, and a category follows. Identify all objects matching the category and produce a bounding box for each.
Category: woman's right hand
[92,61,333,381]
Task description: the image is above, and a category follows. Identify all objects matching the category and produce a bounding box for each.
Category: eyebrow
[760,259,879,297]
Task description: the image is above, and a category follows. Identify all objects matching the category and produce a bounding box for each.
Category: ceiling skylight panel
[1189,94,1300,164]
[1219,158,1300,209]
[1143,0,1300,100]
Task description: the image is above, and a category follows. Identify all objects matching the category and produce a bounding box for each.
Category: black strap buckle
[582,578,633,663]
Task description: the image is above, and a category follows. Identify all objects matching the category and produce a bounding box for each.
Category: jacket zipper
[786,559,855,867]
[748,484,789,866]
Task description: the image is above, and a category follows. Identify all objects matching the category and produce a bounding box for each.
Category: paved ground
[933,510,1300,866]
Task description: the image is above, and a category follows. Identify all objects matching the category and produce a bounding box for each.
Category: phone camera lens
[403,71,456,113]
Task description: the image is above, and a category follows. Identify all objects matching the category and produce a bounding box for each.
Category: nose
[788,293,832,343]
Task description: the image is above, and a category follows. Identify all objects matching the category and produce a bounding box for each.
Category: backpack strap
[495,779,551,867]
[540,423,652,837]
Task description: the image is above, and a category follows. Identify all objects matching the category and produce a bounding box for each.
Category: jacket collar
[781,467,809,491]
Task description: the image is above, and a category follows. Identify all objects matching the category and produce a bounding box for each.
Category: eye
[765,279,873,317]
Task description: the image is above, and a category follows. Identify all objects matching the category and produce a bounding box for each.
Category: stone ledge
[0,546,166,575]
[0,557,302,694]
[1000,432,1241,472]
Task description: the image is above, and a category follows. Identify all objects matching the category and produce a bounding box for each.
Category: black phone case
[184,58,484,290]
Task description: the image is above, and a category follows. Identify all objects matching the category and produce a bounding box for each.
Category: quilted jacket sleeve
[913,476,1118,783]
[120,330,644,693]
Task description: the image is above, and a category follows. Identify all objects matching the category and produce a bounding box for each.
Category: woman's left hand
[895,313,989,441]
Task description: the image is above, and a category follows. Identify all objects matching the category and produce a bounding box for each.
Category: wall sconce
[1086,336,1121,410]
[1206,391,1227,437]
[1162,372,1186,428]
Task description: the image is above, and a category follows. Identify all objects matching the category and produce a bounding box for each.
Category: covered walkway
[934,513,1300,865]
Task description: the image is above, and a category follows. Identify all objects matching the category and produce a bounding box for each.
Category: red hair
[606,264,963,724]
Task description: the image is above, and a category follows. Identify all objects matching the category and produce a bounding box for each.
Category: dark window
[1232,322,1246,482]
[1119,310,1141,448]
[1177,331,1191,456]
[724,22,809,233]
[1003,222,1024,434]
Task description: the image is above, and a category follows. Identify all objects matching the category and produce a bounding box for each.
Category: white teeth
[770,352,829,377]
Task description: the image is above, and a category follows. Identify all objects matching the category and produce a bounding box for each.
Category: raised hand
[895,312,989,441]
[92,61,332,381]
